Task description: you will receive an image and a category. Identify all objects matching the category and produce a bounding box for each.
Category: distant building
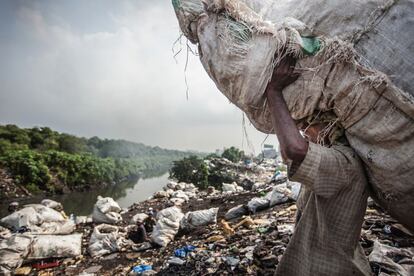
[261,144,278,159]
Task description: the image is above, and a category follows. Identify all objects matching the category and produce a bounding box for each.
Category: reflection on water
[0,171,169,217]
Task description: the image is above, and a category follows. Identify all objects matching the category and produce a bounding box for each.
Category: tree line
[0,124,194,194]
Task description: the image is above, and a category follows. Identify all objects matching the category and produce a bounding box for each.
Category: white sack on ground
[269,185,291,207]
[172,0,414,231]
[28,234,82,260]
[0,205,74,234]
[41,199,63,211]
[92,196,122,224]
[225,205,249,220]
[0,234,33,275]
[222,182,243,193]
[171,190,190,201]
[247,197,270,214]
[132,213,149,224]
[89,224,127,258]
[152,206,184,247]
[181,208,219,230]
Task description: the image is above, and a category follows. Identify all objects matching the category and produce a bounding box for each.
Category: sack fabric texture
[173,0,414,231]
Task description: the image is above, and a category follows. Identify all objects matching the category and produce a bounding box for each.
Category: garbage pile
[0,158,413,276]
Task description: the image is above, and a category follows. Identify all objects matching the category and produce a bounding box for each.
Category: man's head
[300,123,330,145]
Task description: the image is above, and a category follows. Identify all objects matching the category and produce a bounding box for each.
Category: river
[0,173,169,217]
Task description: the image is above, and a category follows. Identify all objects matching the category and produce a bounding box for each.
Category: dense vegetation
[0,124,194,194]
[221,146,245,163]
[170,147,245,189]
[169,156,209,189]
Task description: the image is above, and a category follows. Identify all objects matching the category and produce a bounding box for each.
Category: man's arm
[266,56,308,164]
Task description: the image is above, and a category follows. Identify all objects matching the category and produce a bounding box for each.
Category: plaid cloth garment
[275,142,372,276]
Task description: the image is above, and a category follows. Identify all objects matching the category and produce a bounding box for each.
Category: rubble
[0,158,412,275]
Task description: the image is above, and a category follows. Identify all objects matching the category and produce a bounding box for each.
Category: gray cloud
[0,0,277,154]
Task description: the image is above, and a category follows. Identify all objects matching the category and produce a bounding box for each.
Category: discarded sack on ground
[89,224,127,258]
[268,184,291,207]
[181,208,219,230]
[225,205,249,220]
[0,204,74,234]
[247,197,270,214]
[28,233,82,260]
[41,199,63,211]
[222,182,243,193]
[92,196,122,224]
[152,206,184,247]
[0,234,33,274]
[132,213,149,224]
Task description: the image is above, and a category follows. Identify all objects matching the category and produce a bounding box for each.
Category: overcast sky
[0,0,277,154]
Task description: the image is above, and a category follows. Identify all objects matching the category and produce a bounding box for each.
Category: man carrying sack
[266,55,372,276]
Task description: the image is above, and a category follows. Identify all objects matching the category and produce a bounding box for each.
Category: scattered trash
[174,245,196,258]
[132,264,153,274]
[369,240,414,275]
[1,151,412,275]
[31,260,61,270]
[168,257,186,266]
[224,256,240,269]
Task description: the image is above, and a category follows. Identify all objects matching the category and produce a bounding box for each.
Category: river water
[0,173,169,217]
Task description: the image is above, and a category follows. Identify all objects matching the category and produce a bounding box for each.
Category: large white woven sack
[172,0,414,231]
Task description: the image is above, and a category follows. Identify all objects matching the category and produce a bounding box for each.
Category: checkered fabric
[275,142,372,276]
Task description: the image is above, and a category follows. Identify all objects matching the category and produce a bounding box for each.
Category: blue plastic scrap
[132,265,152,274]
[174,245,197,258]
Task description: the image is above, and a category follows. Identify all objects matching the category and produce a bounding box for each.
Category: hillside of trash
[1,157,413,276]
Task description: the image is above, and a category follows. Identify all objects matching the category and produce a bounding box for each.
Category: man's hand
[266,55,299,95]
[265,54,307,164]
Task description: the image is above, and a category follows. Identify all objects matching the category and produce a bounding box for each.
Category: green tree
[170,155,209,189]
[222,146,244,163]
